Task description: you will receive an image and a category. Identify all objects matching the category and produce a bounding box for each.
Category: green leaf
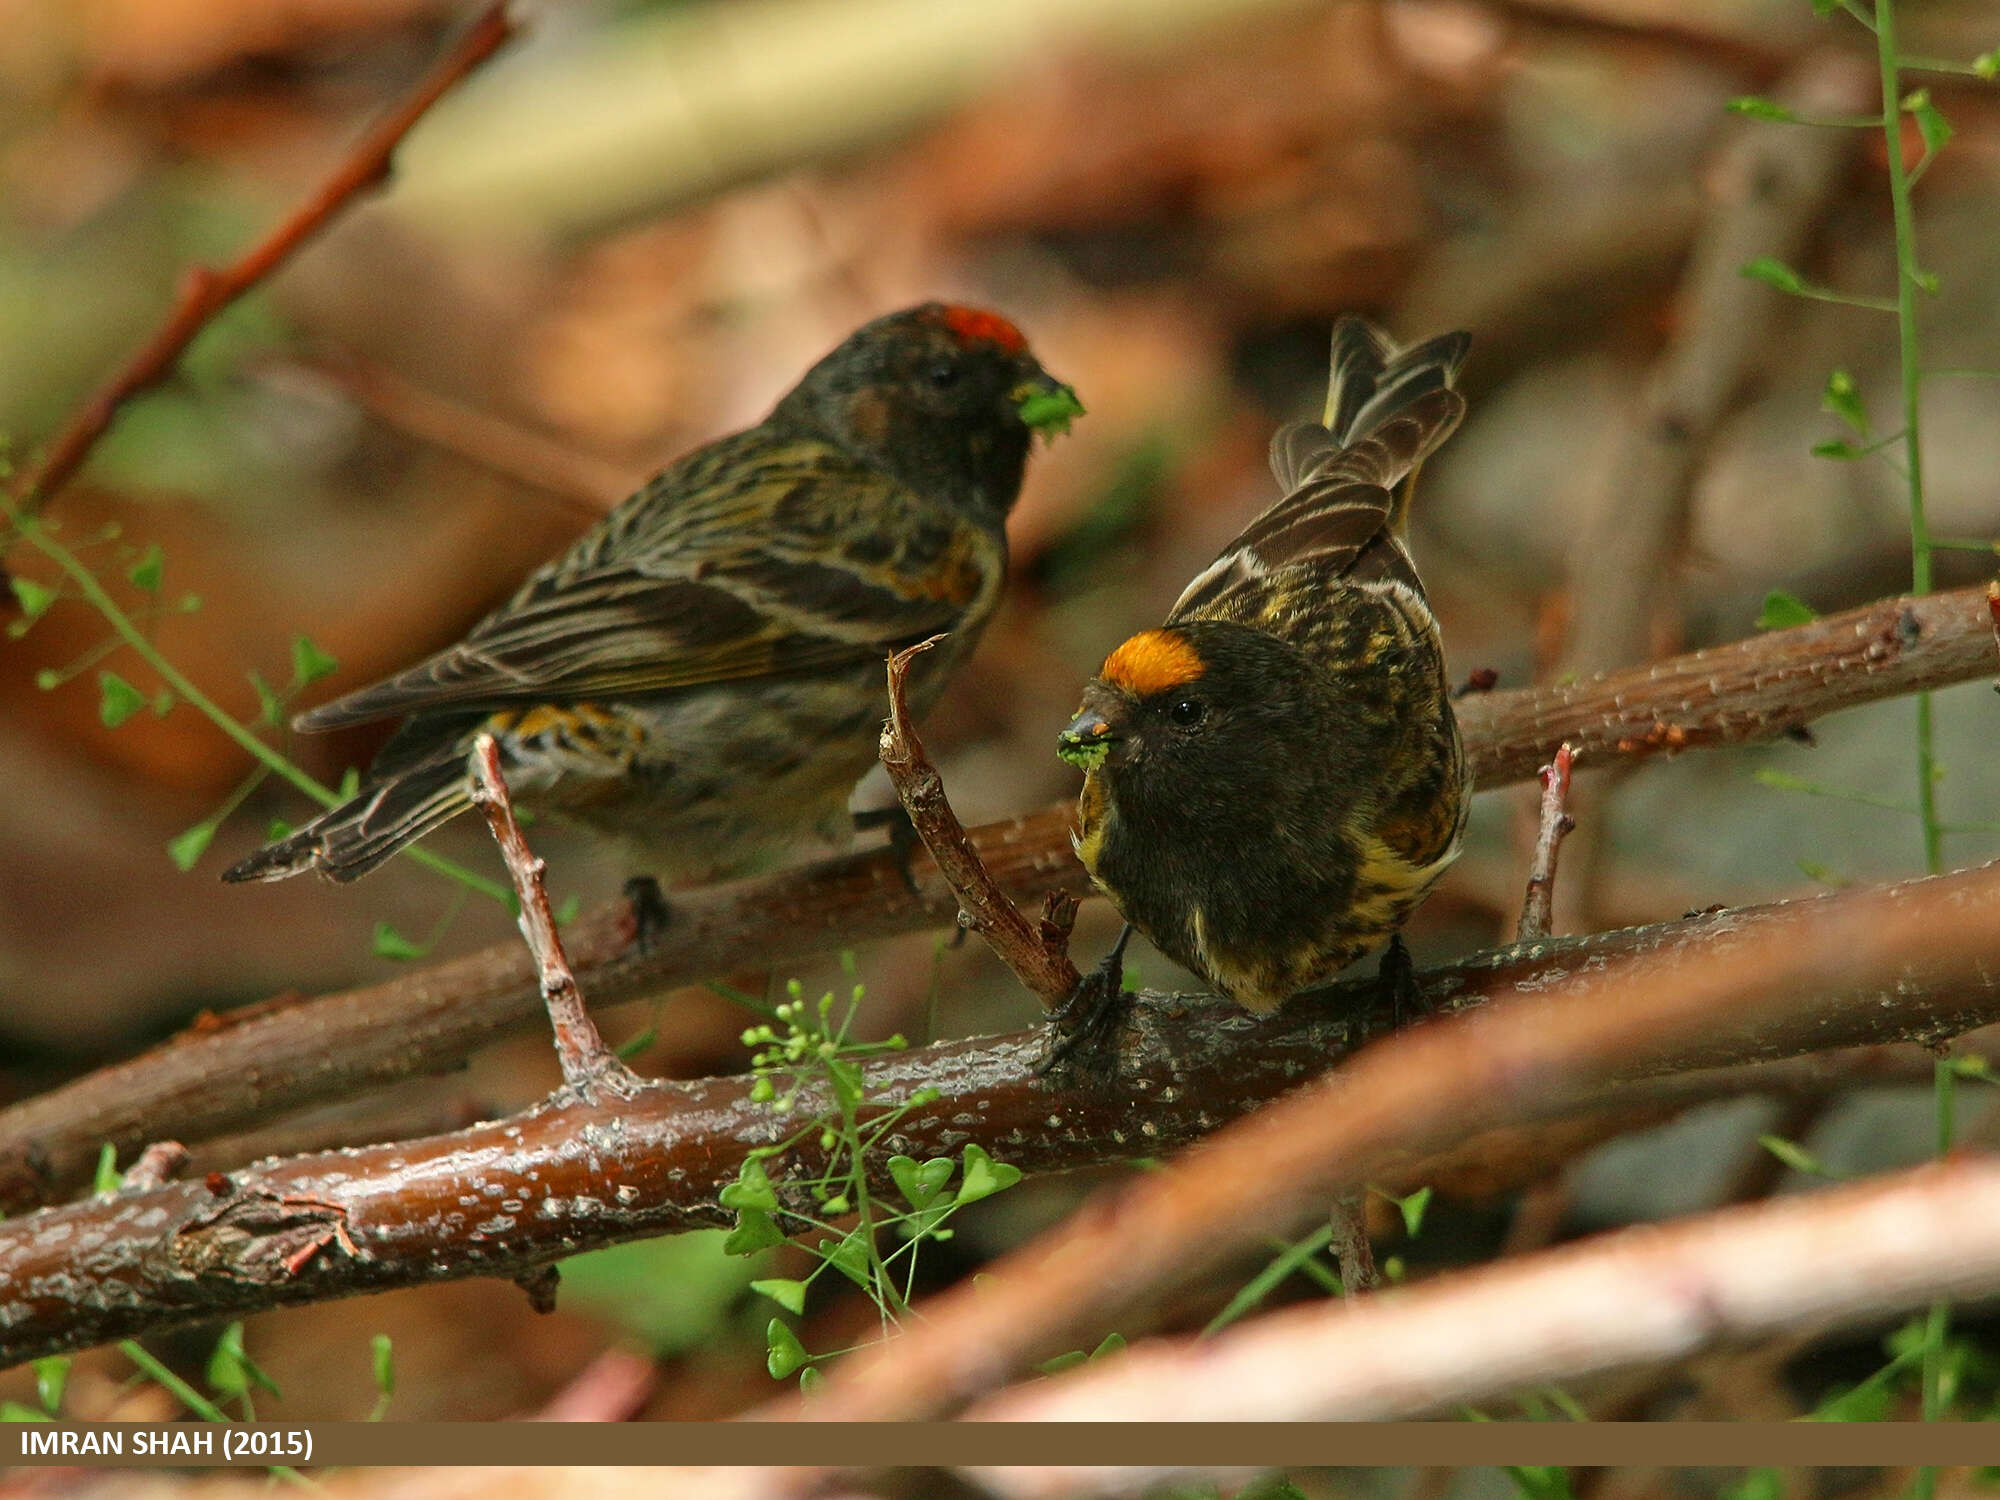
[94,1143,119,1195]
[888,1155,955,1209]
[1727,96,1794,121]
[1037,1349,1088,1375]
[9,576,55,619]
[720,1158,780,1214]
[817,1228,872,1289]
[1740,256,1807,295]
[1810,438,1867,461]
[98,670,146,728]
[1809,1376,1893,1422]
[126,543,164,593]
[797,1365,824,1394]
[1902,89,1954,156]
[32,1356,69,1416]
[752,1278,808,1317]
[291,634,339,687]
[33,668,60,691]
[723,1206,788,1256]
[764,1319,808,1378]
[1090,1331,1127,1360]
[371,1333,396,1398]
[247,670,283,727]
[371,923,429,961]
[1504,1467,1574,1500]
[1392,1185,1433,1237]
[339,766,361,799]
[1949,1054,1997,1083]
[1756,590,1818,630]
[151,689,175,717]
[265,818,293,842]
[1758,1133,1831,1177]
[554,895,582,926]
[167,820,218,873]
[1976,50,1998,81]
[1821,368,1867,434]
[615,1025,656,1062]
[957,1143,1022,1205]
[1,1402,52,1422]
[207,1322,251,1398]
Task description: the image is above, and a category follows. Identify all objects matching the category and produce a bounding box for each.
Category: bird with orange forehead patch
[1052,316,1469,1061]
[225,303,1080,921]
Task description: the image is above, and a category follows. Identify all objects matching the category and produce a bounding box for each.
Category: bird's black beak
[1012,373,1084,439]
[1057,707,1121,770]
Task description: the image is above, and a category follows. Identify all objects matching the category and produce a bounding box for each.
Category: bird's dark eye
[1168,698,1206,728]
[926,359,961,389]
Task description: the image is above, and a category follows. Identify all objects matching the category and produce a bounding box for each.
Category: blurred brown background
[3,0,1999,1436]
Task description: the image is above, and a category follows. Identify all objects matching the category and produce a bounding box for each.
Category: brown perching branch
[6,860,2000,1366]
[963,1156,2000,1421]
[2,4,517,522]
[881,636,1082,1011]
[0,580,1995,1211]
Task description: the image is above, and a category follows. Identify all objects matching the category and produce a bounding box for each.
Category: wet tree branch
[5,860,2000,1366]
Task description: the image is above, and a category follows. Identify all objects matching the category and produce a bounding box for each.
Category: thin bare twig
[3,3,518,521]
[466,734,635,1094]
[963,1156,2000,1423]
[1985,578,2000,689]
[295,352,629,518]
[1,581,1993,1210]
[1328,1193,1378,1295]
[880,637,1082,1011]
[118,1142,189,1192]
[1516,741,1577,941]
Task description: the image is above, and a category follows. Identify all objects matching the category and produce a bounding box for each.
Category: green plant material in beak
[1057,732,1110,770]
[1016,381,1085,438]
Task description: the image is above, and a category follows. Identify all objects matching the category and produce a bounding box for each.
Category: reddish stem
[6,3,516,519]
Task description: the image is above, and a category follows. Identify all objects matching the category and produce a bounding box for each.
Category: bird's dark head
[1058,622,1323,794]
[775,302,1081,515]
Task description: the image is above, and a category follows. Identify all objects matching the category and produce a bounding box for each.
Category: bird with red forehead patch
[224,303,1081,928]
[1051,316,1471,1066]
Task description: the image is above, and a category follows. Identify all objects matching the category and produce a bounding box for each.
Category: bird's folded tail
[1268,317,1471,533]
[221,751,474,884]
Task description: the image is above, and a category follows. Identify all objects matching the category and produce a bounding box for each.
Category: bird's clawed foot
[624,875,673,956]
[1376,933,1424,1029]
[1037,925,1135,1077]
[855,804,923,896]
